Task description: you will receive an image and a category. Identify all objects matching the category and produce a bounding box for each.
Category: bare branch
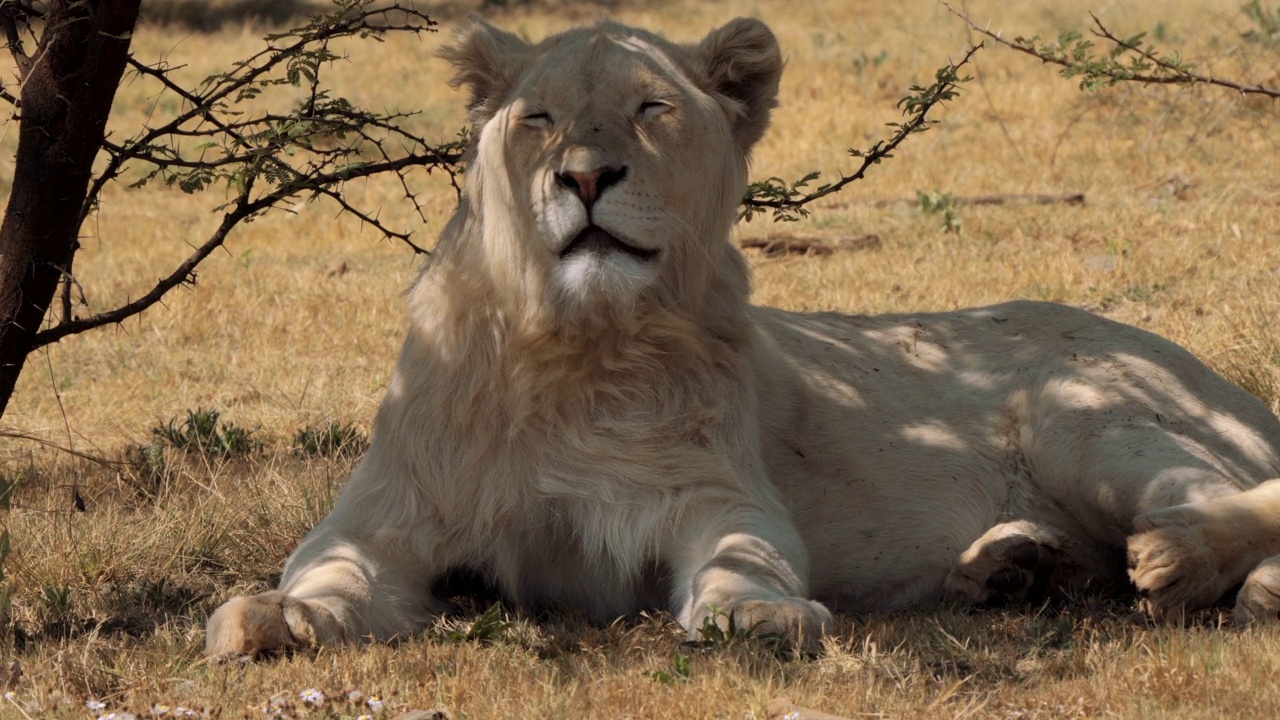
[34,191,257,348]
[0,428,124,467]
[0,0,38,77]
[309,185,428,255]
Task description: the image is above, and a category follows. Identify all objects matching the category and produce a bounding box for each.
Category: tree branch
[34,191,257,348]
[741,43,981,222]
[946,3,1280,99]
[309,184,428,255]
[80,2,439,225]
[49,1,461,334]
[1086,13,1280,97]
[35,141,468,346]
[0,0,38,77]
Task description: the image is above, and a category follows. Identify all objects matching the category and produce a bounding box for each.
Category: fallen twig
[740,233,882,257]
[825,192,1086,210]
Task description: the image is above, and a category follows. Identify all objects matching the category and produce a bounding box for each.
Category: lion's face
[440,18,783,325]
[506,36,727,311]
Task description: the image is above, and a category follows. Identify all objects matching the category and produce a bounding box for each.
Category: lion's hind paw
[1127,519,1233,621]
[1235,556,1280,626]
[945,520,1061,606]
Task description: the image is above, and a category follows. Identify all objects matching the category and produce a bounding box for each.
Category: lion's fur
[205,17,1280,658]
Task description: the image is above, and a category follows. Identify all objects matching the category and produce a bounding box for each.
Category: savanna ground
[2,0,1280,717]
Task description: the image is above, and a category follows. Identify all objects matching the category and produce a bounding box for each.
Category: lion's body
[205,17,1280,658]
[750,302,1280,609]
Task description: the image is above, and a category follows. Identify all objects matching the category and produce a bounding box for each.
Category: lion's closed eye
[520,110,553,128]
[637,100,671,120]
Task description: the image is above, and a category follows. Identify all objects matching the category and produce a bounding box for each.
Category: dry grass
[2,0,1280,717]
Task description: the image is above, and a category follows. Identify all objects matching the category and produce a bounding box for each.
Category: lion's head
[436,17,783,332]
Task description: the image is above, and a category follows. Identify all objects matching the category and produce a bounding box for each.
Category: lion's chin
[553,234,658,315]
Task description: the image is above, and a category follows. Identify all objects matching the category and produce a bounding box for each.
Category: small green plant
[648,648,692,685]
[152,407,217,450]
[917,190,963,234]
[293,420,368,458]
[1242,1,1280,45]
[217,421,260,455]
[133,441,167,482]
[40,584,75,636]
[695,606,756,645]
[446,602,511,644]
[851,49,890,73]
[41,584,73,617]
[151,407,260,458]
[686,606,782,649]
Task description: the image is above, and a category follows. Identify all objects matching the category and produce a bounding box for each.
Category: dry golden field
[2,0,1280,717]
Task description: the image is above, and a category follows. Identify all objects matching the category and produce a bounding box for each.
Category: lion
[205,16,1280,658]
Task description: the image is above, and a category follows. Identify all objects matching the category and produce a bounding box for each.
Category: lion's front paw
[204,591,341,659]
[695,597,833,655]
[1127,521,1233,621]
[1235,556,1280,626]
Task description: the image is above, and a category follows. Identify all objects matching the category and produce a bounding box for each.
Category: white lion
[205,16,1280,657]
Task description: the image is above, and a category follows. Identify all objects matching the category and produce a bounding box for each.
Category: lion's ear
[695,18,783,153]
[438,15,531,126]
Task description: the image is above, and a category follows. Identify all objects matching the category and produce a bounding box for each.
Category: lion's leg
[944,520,1062,606]
[1127,478,1280,621]
[1235,554,1280,625]
[205,443,456,658]
[672,511,832,653]
[205,520,447,658]
[1022,382,1280,619]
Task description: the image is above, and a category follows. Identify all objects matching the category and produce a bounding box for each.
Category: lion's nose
[556,166,627,209]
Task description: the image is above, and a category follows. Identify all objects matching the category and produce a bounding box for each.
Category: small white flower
[87,699,107,711]
[366,695,384,712]
[300,688,326,705]
[783,713,801,720]
[1,692,13,701]
[356,715,374,720]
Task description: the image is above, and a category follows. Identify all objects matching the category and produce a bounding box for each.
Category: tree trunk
[0,0,142,417]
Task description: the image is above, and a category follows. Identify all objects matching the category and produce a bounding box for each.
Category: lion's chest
[471,401,734,579]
